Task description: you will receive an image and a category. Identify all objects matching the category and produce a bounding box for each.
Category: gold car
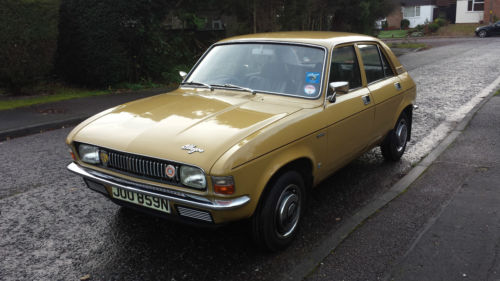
[67,32,416,251]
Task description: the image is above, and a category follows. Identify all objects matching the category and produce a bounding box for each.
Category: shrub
[401,19,410,29]
[434,18,447,27]
[415,24,425,32]
[382,20,389,30]
[0,0,59,95]
[428,22,440,32]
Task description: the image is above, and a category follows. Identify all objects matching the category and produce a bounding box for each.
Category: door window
[330,45,362,90]
[358,44,394,84]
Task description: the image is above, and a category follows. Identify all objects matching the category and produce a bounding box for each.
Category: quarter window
[468,0,484,11]
[330,45,362,90]
[380,50,394,77]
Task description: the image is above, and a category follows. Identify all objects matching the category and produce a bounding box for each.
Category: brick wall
[386,5,403,28]
[484,0,500,23]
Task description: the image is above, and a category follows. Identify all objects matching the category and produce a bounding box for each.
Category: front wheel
[381,112,410,161]
[478,30,487,38]
[252,171,305,252]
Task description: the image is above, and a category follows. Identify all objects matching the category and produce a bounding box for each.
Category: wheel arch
[254,157,313,216]
[390,98,414,142]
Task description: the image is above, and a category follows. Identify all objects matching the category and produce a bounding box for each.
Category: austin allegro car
[67,32,416,251]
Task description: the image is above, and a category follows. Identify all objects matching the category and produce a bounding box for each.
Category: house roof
[400,0,437,6]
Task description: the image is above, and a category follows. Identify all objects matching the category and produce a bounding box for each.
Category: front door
[324,45,375,173]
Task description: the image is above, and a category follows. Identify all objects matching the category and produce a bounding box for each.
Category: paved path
[307,94,500,281]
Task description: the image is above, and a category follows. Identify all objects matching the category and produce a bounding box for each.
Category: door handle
[362,95,371,105]
[394,82,402,91]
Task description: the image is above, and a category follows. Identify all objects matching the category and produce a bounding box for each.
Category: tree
[330,0,395,34]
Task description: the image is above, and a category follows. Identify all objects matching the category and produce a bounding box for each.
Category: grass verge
[434,23,480,37]
[387,42,427,49]
[378,30,408,39]
[0,87,109,111]
[494,89,500,97]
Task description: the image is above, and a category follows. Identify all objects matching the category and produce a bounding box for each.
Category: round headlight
[180,166,206,189]
[78,144,100,164]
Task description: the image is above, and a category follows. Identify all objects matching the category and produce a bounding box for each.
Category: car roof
[218,31,379,48]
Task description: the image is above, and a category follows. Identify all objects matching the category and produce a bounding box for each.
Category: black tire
[478,30,487,38]
[381,112,410,161]
[251,170,305,252]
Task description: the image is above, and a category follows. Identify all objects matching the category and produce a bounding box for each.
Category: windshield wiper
[212,83,256,95]
[181,81,213,91]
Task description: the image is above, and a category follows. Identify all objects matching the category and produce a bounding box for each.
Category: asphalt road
[1,37,500,281]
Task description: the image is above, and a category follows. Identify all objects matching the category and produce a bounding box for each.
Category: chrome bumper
[67,162,250,211]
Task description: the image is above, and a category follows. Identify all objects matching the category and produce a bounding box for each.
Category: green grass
[378,30,408,39]
[0,87,109,111]
[435,23,481,37]
[387,42,427,49]
[494,89,500,96]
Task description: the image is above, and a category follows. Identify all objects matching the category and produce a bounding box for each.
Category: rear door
[357,44,403,142]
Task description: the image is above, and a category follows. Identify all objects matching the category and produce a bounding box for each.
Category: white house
[401,1,439,27]
[456,0,484,23]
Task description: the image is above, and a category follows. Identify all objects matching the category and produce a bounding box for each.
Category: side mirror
[328,81,349,103]
[179,71,187,80]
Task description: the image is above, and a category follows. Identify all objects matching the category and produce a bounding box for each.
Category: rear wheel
[381,112,410,161]
[252,170,305,252]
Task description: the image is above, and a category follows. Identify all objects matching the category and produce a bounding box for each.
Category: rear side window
[330,45,362,90]
[358,44,384,83]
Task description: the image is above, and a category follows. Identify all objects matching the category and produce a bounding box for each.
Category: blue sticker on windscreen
[306,72,321,84]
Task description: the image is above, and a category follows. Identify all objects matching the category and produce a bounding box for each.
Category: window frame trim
[327,43,364,96]
[467,0,485,12]
[183,41,329,100]
[356,43,396,86]
[402,5,421,18]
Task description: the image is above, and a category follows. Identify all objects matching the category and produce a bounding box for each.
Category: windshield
[186,43,326,99]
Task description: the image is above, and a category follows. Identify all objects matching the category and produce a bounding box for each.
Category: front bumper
[67,162,251,223]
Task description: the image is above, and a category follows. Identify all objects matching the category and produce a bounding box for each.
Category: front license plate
[111,186,170,214]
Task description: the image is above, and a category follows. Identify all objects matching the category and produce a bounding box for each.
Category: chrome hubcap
[275,184,301,238]
[395,119,408,152]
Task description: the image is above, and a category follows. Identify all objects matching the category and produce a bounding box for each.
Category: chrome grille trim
[102,150,182,186]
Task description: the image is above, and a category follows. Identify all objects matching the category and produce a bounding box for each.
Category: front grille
[103,149,182,186]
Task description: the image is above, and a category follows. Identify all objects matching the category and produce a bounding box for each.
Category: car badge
[181,144,204,154]
[99,150,109,166]
[165,165,176,178]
